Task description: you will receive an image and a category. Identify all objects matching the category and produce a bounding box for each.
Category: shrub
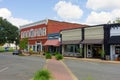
[82,77,95,80]
[55,53,63,60]
[18,53,25,56]
[33,69,52,80]
[45,52,52,59]
[54,52,59,55]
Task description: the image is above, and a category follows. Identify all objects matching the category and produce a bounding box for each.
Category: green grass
[82,76,95,80]
[0,46,15,52]
[33,69,52,80]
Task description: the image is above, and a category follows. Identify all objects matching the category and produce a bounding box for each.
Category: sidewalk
[64,57,120,64]
[46,59,78,80]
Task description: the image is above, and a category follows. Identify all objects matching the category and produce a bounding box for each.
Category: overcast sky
[0,0,120,28]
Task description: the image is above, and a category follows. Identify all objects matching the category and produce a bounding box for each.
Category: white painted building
[109,25,120,60]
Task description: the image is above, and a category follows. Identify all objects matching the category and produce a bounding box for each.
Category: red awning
[44,40,60,46]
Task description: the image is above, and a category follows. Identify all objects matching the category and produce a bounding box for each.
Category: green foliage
[19,38,28,50]
[45,52,52,59]
[0,17,19,44]
[114,17,120,23]
[33,69,52,80]
[78,48,82,53]
[0,46,4,52]
[30,52,39,54]
[55,53,63,60]
[77,48,83,57]
[108,17,120,24]
[0,46,15,52]
[8,47,14,52]
[18,53,24,56]
[100,50,105,57]
[82,76,95,80]
[53,52,59,56]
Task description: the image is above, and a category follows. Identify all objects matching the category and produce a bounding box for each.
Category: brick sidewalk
[46,59,77,80]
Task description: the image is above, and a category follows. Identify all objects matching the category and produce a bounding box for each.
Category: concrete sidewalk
[64,57,120,64]
[46,59,78,80]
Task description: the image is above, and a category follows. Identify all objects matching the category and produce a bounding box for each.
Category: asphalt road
[64,59,120,80]
[0,52,45,80]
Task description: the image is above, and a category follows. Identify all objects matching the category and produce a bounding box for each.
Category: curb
[64,57,120,64]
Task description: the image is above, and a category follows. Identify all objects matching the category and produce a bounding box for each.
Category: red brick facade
[20,19,85,52]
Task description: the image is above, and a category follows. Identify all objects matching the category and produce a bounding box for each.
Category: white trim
[28,37,47,40]
[20,19,48,29]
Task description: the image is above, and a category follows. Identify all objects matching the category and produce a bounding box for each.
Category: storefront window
[115,46,120,54]
[64,44,79,53]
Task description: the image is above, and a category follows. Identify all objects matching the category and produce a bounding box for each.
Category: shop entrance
[87,44,102,58]
[48,46,59,54]
[92,44,102,58]
[37,43,42,52]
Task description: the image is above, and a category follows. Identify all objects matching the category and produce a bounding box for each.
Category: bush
[30,52,39,54]
[45,52,52,59]
[55,53,63,60]
[33,69,52,80]
[82,76,95,80]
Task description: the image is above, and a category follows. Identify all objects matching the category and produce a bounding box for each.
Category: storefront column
[62,45,64,55]
[35,44,37,52]
[28,45,30,52]
[110,45,114,60]
[31,45,33,51]
[41,43,42,51]
[84,44,87,58]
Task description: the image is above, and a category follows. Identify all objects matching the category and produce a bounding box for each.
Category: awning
[44,40,60,46]
[81,39,103,44]
[109,36,120,44]
[62,40,81,44]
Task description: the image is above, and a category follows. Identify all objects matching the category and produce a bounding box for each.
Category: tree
[114,17,120,23]
[0,17,19,45]
[19,38,28,50]
[107,17,120,24]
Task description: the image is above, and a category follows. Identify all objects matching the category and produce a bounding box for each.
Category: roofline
[20,19,48,29]
[60,23,120,33]
[60,25,86,33]
[87,23,120,27]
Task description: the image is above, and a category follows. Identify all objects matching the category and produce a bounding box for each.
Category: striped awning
[44,39,60,46]
[62,40,81,44]
[81,39,103,44]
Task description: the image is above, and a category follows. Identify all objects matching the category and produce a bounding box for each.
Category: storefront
[81,26,104,58]
[20,19,85,53]
[44,33,60,53]
[61,28,83,57]
[109,24,120,61]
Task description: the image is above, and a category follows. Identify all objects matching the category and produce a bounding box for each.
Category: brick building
[20,19,85,53]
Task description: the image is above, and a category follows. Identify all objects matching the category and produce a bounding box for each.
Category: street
[0,52,45,80]
[64,59,120,80]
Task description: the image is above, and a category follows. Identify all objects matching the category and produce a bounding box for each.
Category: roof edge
[20,19,48,29]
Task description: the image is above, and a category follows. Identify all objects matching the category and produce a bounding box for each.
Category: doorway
[86,44,102,58]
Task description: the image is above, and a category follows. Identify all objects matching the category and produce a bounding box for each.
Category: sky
[0,0,120,28]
